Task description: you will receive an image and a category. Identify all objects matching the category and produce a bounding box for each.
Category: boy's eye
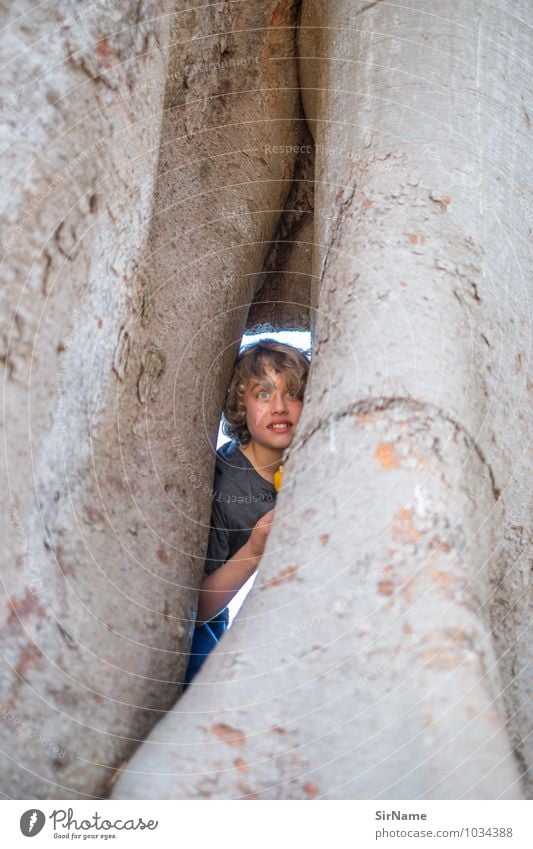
[256,389,298,399]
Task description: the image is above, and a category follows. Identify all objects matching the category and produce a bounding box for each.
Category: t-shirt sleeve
[203,498,231,576]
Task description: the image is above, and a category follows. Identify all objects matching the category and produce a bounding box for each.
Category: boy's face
[242,366,304,451]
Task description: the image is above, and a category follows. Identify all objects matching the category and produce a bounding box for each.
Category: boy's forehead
[246,365,285,387]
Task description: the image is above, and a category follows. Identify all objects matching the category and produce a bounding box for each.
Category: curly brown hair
[222,339,311,445]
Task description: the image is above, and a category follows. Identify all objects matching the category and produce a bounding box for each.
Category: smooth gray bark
[1,0,304,798]
[112,0,531,799]
[1,0,529,801]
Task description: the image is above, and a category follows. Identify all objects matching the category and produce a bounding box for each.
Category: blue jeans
[184,618,228,686]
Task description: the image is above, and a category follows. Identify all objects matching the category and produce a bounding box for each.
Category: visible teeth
[270,423,290,429]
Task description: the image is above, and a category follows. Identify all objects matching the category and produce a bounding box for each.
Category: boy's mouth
[267,421,292,432]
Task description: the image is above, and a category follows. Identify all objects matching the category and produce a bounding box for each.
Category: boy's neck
[239,440,283,484]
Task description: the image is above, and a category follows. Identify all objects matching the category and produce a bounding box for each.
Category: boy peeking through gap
[184,339,310,685]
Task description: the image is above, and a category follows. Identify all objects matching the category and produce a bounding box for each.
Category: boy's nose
[271,392,288,412]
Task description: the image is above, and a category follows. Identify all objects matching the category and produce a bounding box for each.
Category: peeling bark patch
[113,324,131,381]
[234,757,247,772]
[137,349,165,403]
[57,623,77,648]
[41,250,53,295]
[270,3,285,26]
[54,221,80,260]
[522,97,531,128]
[375,442,399,469]
[321,169,357,281]
[469,281,481,303]
[263,564,299,588]
[157,546,172,564]
[422,647,460,668]
[429,192,451,212]
[392,508,422,544]
[303,782,319,796]
[355,0,386,14]
[84,505,105,530]
[237,781,261,800]
[15,644,44,677]
[7,590,44,625]
[377,579,394,596]
[355,411,379,424]
[431,570,453,592]
[95,37,120,68]
[209,724,246,747]
[430,539,451,553]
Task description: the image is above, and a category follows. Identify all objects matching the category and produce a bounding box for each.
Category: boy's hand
[247,508,276,559]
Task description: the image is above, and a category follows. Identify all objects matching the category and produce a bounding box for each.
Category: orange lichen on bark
[237,781,262,800]
[95,38,116,58]
[430,538,451,552]
[263,564,299,588]
[422,647,460,668]
[270,3,286,26]
[378,579,394,596]
[15,644,44,677]
[402,575,416,603]
[431,569,454,591]
[7,589,43,624]
[234,757,247,772]
[354,410,379,424]
[392,507,422,544]
[319,533,330,545]
[208,724,246,747]
[303,782,319,796]
[375,442,399,469]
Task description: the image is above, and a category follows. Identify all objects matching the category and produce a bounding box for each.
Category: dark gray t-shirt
[204,440,277,627]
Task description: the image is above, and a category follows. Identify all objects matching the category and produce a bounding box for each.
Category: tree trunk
[112,0,531,799]
[1,0,304,798]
